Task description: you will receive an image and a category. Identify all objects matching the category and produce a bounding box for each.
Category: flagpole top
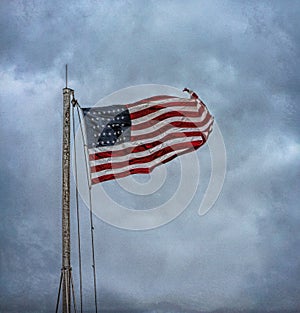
[63,64,74,93]
[65,64,68,88]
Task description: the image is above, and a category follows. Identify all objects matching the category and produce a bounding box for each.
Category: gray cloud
[0,0,300,312]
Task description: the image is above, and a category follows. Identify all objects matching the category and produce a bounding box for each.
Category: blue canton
[82,105,131,149]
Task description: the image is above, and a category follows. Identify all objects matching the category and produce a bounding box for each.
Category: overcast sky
[1,1,300,312]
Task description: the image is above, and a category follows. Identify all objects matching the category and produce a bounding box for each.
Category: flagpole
[55,64,77,313]
[62,84,72,313]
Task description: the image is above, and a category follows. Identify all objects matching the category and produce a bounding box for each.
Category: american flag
[82,94,214,184]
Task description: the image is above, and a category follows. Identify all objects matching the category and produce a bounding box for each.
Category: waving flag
[82,94,214,184]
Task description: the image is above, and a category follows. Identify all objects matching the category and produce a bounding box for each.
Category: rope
[88,188,98,313]
[70,269,78,313]
[72,104,83,313]
[76,105,98,313]
[55,270,63,313]
[65,273,70,313]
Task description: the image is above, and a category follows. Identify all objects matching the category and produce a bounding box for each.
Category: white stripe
[89,135,202,167]
[91,147,190,179]
[88,126,205,155]
[128,97,195,113]
[131,115,213,137]
[200,122,214,140]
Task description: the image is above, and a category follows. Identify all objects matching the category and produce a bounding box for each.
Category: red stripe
[130,101,196,120]
[91,143,203,184]
[126,95,178,108]
[131,109,206,131]
[89,131,203,160]
[90,141,203,173]
[131,115,212,141]
[201,123,214,140]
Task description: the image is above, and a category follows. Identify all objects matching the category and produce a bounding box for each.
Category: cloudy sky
[1,1,300,312]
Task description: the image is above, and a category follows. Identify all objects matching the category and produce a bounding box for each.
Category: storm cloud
[0,1,300,312]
